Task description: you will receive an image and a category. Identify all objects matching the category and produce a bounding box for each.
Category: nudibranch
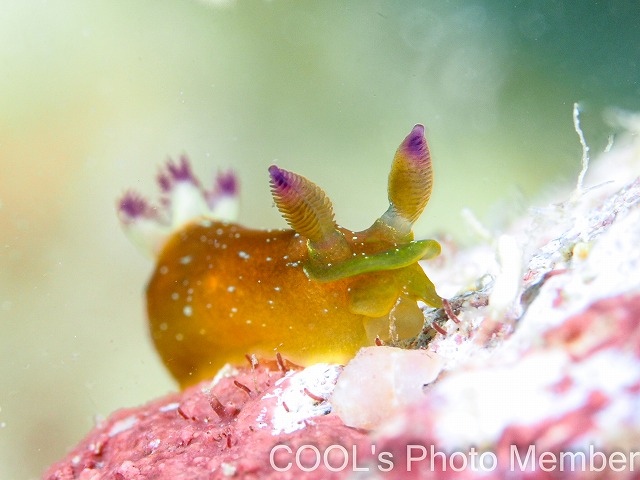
[119,125,442,387]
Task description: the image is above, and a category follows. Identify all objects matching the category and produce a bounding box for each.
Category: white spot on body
[183,306,193,317]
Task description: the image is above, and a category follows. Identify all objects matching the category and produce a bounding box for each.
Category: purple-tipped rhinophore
[268,165,288,189]
[268,164,341,245]
[402,124,429,166]
[268,165,299,206]
[377,123,434,234]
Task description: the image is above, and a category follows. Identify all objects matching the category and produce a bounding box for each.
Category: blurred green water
[0,1,638,478]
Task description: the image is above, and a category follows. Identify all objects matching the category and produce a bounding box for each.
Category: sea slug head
[269,124,442,314]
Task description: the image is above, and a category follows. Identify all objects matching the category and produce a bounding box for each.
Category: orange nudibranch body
[120,125,442,387]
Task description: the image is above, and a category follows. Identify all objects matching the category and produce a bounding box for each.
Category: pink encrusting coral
[46,114,640,478]
[43,361,370,480]
[367,292,640,479]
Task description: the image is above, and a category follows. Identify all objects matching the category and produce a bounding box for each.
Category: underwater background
[1,1,639,478]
